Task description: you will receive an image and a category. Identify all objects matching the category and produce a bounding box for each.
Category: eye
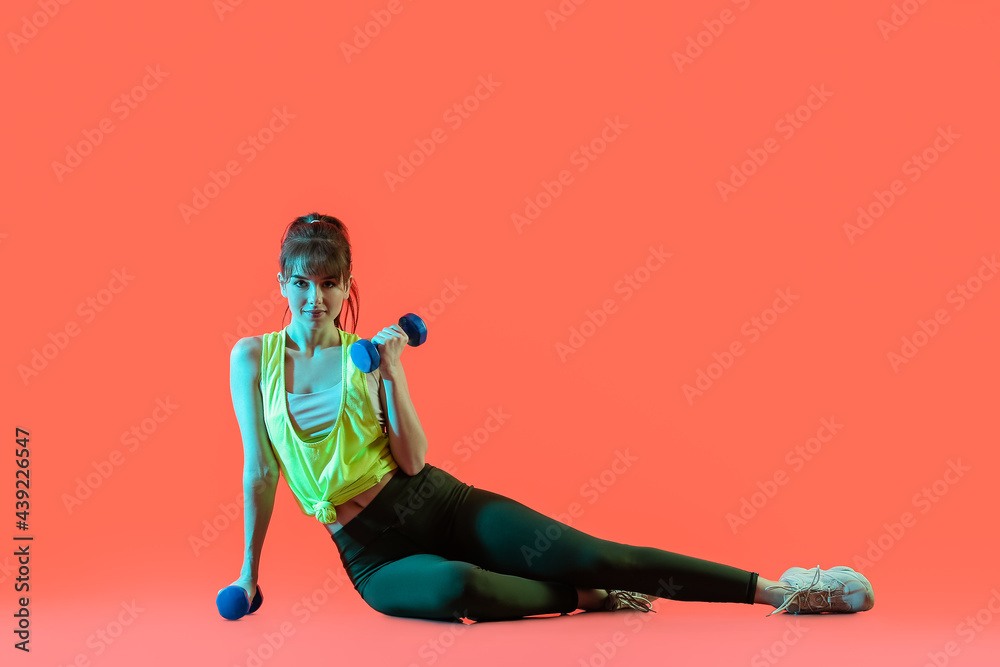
[293,280,338,288]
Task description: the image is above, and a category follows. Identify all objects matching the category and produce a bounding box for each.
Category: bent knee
[446,565,498,616]
[362,563,489,621]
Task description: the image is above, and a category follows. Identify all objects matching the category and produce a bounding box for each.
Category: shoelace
[605,590,657,613]
[764,564,839,616]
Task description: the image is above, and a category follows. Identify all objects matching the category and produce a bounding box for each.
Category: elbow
[388,433,428,476]
[408,458,426,477]
[245,472,278,489]
[399,451,426,477]
[402,462,424,477]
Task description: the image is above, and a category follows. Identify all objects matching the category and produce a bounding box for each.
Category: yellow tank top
[258,326,398,523]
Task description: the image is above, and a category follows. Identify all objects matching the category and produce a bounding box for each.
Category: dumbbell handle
[350,313,427,373]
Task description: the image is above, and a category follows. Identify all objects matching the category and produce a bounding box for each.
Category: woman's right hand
[218,575,257,603]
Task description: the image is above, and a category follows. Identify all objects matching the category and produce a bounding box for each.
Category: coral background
[3,0,998,665]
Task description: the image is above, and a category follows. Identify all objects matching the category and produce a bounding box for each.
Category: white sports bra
[286,373,385,439]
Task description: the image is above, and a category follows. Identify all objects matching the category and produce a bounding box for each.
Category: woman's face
[278,269,352,327]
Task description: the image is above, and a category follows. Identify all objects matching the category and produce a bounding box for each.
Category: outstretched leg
[341,466,870,620]
[420,485,760,606]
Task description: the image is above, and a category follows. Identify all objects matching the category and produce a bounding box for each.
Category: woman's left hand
[372,324,408,381]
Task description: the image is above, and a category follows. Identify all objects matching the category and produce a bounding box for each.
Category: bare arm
[229,337,281,585]
[380,366,429,475]
[239,479,277,581]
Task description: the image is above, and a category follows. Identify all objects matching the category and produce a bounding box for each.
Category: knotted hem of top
[312,500,338,523]
[310,461,401,523]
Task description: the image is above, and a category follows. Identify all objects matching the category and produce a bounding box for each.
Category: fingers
[372,325,405,345]
[218,583,254,598]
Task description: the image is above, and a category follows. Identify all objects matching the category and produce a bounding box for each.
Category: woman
[221,212,875,622]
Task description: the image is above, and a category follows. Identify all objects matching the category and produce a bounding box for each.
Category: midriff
[322,467,399,536]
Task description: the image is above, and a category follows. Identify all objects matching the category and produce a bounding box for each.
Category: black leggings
[331,464,759,622]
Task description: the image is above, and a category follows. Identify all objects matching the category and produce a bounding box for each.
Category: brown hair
[278,212,360,333]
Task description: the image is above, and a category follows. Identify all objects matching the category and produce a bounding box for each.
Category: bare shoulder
[231,335,264,381]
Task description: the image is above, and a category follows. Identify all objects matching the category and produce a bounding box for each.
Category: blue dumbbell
[216,584,263,620]
[350,313,428,373]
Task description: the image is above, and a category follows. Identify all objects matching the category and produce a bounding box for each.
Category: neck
[284,321,341,356]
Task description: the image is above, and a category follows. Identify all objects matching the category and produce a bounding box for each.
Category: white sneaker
[602,590,657,613]
[765,565,874,616]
